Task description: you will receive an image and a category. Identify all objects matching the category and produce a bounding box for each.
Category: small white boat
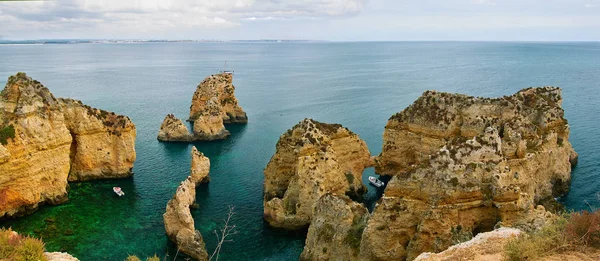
[368,176,385,187]
[113,187,125,197]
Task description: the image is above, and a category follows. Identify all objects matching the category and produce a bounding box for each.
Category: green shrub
[12,237,47,261]
[0,228,47,261]
[0,125,15,145]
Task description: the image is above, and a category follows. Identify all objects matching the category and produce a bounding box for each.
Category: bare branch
[209,205,238,261]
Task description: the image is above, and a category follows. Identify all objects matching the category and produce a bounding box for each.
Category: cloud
[0,0,367,39]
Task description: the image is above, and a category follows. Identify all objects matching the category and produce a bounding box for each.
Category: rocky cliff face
[163,146,210,260]
[189,73,247,124]
[263,119,372,230]
[361,87,577,260]
[0,73,136,218]
[300,194,369,261]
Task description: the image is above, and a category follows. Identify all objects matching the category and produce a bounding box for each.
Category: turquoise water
[0,42,599,260]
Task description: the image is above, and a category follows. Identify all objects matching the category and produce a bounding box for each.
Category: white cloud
[0,0,367,39]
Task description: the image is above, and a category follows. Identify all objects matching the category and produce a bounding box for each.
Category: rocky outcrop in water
[0,73,136,218]
[263,118,372,230]
[360,87,577,260]
[300,194,369,261]
[189,73,247,124]
[157,114,194,142]
[294,87,578,260]
[163,146,210,260]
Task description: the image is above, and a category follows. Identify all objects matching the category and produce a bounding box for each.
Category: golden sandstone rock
[263,119,372,230]
[295,87,577,261]
[160,73,245,142]
[0,73,136,218]
[163,146,210,260]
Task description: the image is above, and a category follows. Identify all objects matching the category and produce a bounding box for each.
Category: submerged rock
[0,73,136,218]
[263,118,372,230]
[163,147,211,260]
[359,87,578,260]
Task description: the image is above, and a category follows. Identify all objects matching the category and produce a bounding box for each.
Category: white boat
[368,176,385,187]
[113,187,125,197]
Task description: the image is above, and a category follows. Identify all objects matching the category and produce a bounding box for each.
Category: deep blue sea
[0,42,599,260]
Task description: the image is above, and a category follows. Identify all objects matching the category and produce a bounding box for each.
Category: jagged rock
[192,99,230,140]
[300,194,369,261]
[189,73,247,124]
[163,148,211,261]
[191,146,210,183]
[157,114,194,142]
[0,73,136,218]
[359,87,577,260]
[263,118,372,230]
[45,252,80,261]
[414,227,522,261]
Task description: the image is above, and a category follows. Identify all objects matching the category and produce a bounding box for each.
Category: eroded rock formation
[189,73,247,124]
[300,194,369,261]
[157,114,194,142]
[413,227,522,261]
[163,146,210,260]
[361,87,577,260]
[263,118,372,230]
[0,73,136,218]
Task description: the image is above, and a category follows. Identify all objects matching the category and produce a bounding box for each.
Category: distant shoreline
[0,39,326,45]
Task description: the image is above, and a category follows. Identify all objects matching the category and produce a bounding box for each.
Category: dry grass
[505,210,600,260]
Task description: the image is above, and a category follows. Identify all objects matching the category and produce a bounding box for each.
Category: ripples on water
[0,42,599,260]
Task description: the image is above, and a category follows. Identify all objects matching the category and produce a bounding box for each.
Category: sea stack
[189,73,247,124]
[0,73,136,218]
[263,119,372,230]
[163,147,211,260]
[157,114,194,142]
[298,87,577,260]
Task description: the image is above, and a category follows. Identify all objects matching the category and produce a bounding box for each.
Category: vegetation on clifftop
[505,209,600,260]
[0,228,47,261]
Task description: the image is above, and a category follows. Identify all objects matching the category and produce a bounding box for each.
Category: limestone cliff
[263,119,372,230]
[300,194,369,261]
[413,227,522,261]
[191,98,230,141]
[360,87,577,260]
[0,73,136,218]
[157,114,194,142]
[163,147,210,260]
[189,73,247,124]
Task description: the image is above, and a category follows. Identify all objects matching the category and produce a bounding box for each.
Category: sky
[0,0,599,41]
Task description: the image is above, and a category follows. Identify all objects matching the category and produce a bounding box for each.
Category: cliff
[163,146,210,260]
[263,119,372,230]
[0,73,136,218]
[189,73,247,124]
[300,194,369,261]
[361,87,577,260]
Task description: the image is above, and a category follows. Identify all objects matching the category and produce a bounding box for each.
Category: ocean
[0,42,599,260]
